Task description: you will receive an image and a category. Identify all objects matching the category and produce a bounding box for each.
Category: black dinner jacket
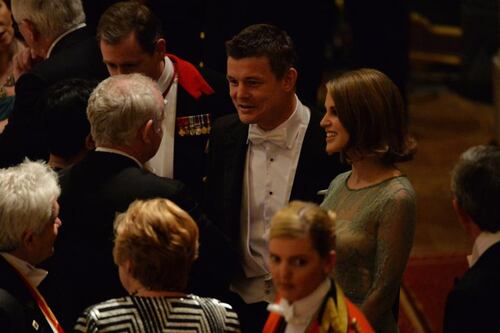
[173,64,234,200]
[0,26,108,168]
[204,107,347,270]
[0,256,54,333]
[41,151,233,330]
[443,241,500,333]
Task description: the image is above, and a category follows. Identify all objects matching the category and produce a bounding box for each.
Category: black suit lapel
[222,122,248,240]
[290,109,325,203]
[0,256,50,332]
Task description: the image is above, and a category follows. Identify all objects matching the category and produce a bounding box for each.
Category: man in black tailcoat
[0,0,108,168]
[444,145,500,332]
[42,74,232,330]
[204,24,347,332]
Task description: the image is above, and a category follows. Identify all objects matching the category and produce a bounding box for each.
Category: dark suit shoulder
[444,242,500,332]
[68,152,200,221]
[455,242,500,291]
[31,35,107,84]
[0,258,48,333]
[118,166,188,198]
[0,289,27,333]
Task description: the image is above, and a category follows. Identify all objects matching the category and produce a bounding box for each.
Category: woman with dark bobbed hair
[320,68,417,332]
[74,198,240,333]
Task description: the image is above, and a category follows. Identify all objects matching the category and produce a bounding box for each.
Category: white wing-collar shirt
[267,278,331,333]
[231,95,310,304]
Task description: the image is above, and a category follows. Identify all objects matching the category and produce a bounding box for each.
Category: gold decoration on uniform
[320,282,348,333]
[176,113,211,137]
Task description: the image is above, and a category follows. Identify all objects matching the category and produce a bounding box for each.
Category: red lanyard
[10,263,65,333]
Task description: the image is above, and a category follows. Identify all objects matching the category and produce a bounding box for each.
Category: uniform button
[200,31,206,39]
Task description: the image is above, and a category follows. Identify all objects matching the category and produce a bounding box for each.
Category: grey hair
[87,73,164,147]
[11,0,85,41]
[451,145,500,232]
[0,160,60,251]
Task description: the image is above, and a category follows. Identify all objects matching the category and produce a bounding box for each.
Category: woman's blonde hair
[113,198,199,291]
[270,201,335,257]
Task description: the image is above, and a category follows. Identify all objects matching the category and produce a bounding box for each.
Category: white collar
[267,278,331,325]
[95,147,143,168]
[46,23,86,59]
[157,56,175,95]
[247,95,309,149]
[0,252,48,287]
[467,230,500,267]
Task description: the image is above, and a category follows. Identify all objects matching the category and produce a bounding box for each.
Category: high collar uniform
[263,281,374,333]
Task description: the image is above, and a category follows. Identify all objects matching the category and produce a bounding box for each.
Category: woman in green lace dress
[320,68,417,333]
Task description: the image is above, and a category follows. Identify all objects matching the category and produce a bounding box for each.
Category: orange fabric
[345,298,374,333]
[262,296,374,333]
[262,310,282,333]
[9,262,65,333]
[166,54,214,100]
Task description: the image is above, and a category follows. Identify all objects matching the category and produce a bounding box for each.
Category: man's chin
[237,113,256,125]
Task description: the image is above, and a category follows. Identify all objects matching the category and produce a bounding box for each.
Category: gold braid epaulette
[319,282,363,333]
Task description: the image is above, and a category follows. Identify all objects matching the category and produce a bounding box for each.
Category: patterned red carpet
[399,256,469,333]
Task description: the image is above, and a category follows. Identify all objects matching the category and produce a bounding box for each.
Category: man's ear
[21,229,36,251]
[154,38,166,57]
[323,250,336,275]
[452,198,471,225]
[282,67,298,92]
[141,119,155,143]
[452,198,479,239]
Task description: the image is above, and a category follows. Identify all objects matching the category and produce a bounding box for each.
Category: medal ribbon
[10,263,65,333]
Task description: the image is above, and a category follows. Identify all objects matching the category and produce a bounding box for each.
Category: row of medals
[177,114,211,137]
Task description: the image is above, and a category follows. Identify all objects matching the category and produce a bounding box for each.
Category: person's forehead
[227,56,274,78]
[101,33,147,56]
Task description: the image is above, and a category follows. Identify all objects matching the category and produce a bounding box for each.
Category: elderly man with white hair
[42,73,233,330]
[0,0,108,168]
[0,160,63,332]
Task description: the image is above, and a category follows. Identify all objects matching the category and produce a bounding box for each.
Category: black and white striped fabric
[73,295,240,332]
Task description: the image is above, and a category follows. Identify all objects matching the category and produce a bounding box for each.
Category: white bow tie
[267,302,308,325]
[248,126,287,148]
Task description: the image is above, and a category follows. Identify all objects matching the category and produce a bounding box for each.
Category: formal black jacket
[0,256,54,333]
[40,151,233,330]
[0,26,108,168]
[443,241,500,333]
[204,107,347,280]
